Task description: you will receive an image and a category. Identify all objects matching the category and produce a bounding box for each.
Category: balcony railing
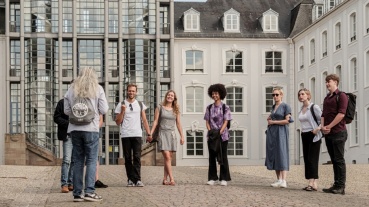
[160,23,170,35]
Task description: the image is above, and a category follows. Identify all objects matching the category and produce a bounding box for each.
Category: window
[186,86,204,113]
[10,83,21,134]
[366,51,369,87]
[262,9,278,33]
[108,83,119,122]
[310,39,315,64]
[335,65,342,89]
[265,51,282,73]
[62,0,73,33]
[77,0,104,34]
[59,40,73,78]
[9,3,20,32]
[322,31,327,57]
[108,1,119,33]
[226,51,243,73]
[226,87,243,112]
[366,4,369,34]
[186,130,204,156]
[160,5,170,34]
[265,86,283,112]
[108,41,118,78]
[10,40,21,77]
[160,84,170,101]
[78,40,103,78]
[24,0,52,33]
[160,42,170,78]
[322,71,328,95]
[314,4,323,20]
[227,130,244,156]
[186,50,203,73]
[122,0,156,34]
[310,77,316,103]
[350,12,356,42]
[366,107,369,144]
[184,9,200,32]
[223,9,240,32]
[299,46,304,70]
[335,22,341,50]
[350,58,357,91]
[350,112,358,145]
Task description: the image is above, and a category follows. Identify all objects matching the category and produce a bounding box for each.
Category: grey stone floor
[0,164,368,207]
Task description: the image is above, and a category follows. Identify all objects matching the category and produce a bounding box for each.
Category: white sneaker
[271,180,281,187]
[220,180,227,186]
[207,180,216,185]
[280,180,287,188]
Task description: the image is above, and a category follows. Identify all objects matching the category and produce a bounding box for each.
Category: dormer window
[184,8,200,32]
[223,8,240,33]
[313,0,324,21]
[261,9,279,33]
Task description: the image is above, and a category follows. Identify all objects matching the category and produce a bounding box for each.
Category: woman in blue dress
[265,88,292,188]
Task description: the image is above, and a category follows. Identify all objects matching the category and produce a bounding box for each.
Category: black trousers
[122,137,142,183]
[325,130,347,187]
[208,140,231,181]
[301,131,321,179]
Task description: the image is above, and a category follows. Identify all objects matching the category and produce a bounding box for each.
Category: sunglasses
[272,94,280,97]
[129,104,133,111]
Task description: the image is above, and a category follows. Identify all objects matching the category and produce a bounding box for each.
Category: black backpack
[337,92,356,124]
[207,104,231,129]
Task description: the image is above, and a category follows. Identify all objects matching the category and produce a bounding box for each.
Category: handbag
[151,105,162,143]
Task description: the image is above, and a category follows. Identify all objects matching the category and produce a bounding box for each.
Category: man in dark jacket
[54,98,74,193]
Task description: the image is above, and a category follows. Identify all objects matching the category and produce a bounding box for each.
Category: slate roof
[289,0,313,37]
[174,0,309,39]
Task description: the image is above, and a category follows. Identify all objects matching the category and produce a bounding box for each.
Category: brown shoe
[61,186,69,193]
[68,185,73,191]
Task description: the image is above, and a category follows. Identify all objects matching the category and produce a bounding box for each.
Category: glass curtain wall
[24,0,52,33]
[122,0,156,34]
[24,38,57,153]
[77,0,104,34]
[78,40,104,78]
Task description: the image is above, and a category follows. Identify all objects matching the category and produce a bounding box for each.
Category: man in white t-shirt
[115,83,151,187]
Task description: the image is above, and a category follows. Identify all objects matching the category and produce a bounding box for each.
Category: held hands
[321,126,331,134]
[146,134,152,143]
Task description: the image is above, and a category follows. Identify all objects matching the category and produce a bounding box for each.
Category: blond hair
[73,67,99,98]
[161,90,180,116]
[297,88,311,101]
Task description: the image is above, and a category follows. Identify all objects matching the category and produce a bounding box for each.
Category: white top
[114,100,147,138]
[298,112,313,132]
[298,103,323,142]
[64,85,109,133]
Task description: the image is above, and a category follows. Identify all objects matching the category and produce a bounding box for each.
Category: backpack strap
[310,104,319,126]
[207,104,213,121]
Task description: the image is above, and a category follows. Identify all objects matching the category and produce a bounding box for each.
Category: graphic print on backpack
[69,97,95,125]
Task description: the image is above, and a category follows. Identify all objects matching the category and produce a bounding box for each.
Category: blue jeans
[71,131,99,196]
[61,136,74,187]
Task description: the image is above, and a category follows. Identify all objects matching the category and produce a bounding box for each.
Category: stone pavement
[0,164,369,207]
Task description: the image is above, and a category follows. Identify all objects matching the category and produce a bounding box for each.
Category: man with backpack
[64,67,109,202]
[114,83,151,187]
[321,74,349,195]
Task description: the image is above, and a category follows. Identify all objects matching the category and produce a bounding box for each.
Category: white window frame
[222,47,247,74]
[184,129,205,157]
[182,46,207,74]
[321,71,328,98]
[182,84,206,114]
[349,12,357,42]
[262,50,285,74]
[365,3,369,34]
[365,49,369,87]
[310,76,316,103]
[310,38,316,65]
[225,86,244,113]
[350,57,357,92]
[262,9,279,33]
[185,50,204,73]
[184,8,200,32]
[299,45,304,70]
[322,30,328,58]
[335,64,343,90]
[223,8,240,33]
[227,129,247,158]
[334,22,341,50]
[349,111,359,147]
[225,50,243,73]
[365,105,369,144]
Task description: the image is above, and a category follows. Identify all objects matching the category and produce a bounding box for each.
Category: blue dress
[265,102,291,171]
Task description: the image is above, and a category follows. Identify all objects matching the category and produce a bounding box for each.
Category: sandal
[162,180,169,185]
[169,180,176,186]
[302,186,310,190]
[305,185,317,191]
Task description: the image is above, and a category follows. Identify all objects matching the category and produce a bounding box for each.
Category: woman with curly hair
[150,90,184,186]
[204,83,232,186]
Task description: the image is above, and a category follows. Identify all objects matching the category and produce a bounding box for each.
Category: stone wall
[4,134,27,165]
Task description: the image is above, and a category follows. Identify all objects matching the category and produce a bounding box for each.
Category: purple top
[204,102,232,141]
[322,89,348,134]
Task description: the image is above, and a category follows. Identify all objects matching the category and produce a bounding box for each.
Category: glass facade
[5,0,165,164]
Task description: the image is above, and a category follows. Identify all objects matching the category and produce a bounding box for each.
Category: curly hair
[73,67,99,98]
[207,83,227,100]
[161,90,180,116]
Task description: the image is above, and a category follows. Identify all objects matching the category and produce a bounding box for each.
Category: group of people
[55,67,348,202]
[266,74,348,195]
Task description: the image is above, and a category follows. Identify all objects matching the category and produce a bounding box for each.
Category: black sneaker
[95,180,108,188]
[84,193,103,202]
[332,186,345,195]
[322,185,336,193]
[73,195,84,202]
